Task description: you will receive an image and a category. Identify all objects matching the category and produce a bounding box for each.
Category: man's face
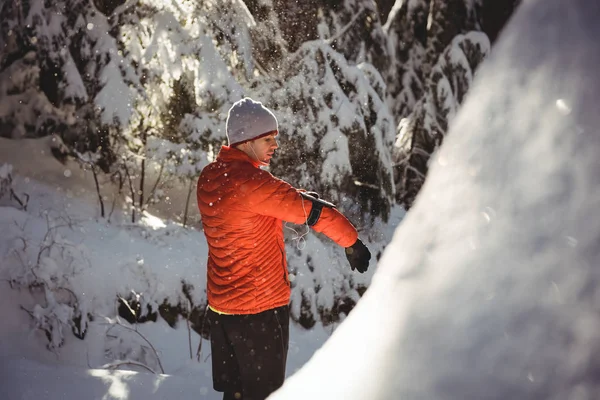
[243,133,279,165]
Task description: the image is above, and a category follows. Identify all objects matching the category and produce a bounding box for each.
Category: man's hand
[345,238,371,273]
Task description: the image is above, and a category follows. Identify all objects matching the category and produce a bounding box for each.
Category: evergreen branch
[406,166,426,180]
[392,154,411,168]
[411,147,431,158]
[326,7,366,45]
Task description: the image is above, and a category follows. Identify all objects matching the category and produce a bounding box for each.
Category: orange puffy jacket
[197,146,358,315]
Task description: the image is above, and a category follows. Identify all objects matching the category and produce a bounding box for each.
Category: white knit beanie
[226,97,278,146]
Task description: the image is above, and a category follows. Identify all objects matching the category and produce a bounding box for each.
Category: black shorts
[208,305,290,400]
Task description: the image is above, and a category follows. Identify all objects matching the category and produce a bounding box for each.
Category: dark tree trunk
[479,0,522,43]
[93,0,126,16]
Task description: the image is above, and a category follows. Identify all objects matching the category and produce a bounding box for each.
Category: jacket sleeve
[243,169,358,248]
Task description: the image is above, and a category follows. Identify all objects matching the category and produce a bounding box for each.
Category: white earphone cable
[284,194,310,250]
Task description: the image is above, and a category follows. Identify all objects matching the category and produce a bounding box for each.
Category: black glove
[345,238,371,273]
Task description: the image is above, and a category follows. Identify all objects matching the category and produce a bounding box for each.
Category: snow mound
[271,0,600,399]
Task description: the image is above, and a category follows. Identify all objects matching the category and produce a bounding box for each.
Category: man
[196,97,371,400]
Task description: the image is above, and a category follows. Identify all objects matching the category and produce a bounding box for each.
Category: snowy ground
[0,295,332,400]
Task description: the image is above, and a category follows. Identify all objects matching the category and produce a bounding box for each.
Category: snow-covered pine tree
[267,0,321,54]
[155,76,211,226]
[0,0,139,174]
[243,0,289,73]
[241,1,399,328]
[0,51,73,139]
[387,0,520,208]
[64,0,137,172]
[268,41,395,224]
[422,0,477,79]
[383,0,430,120]
[0,0,77,139]
[317,0,389,73]
[393,31,490,208]
[197,0,257,82]
[105,0,254,221]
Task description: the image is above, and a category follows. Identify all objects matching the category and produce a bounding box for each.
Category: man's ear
[236,142,253,158]
[244,141,256,153]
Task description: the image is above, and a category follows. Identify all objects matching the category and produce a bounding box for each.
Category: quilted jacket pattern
[197,146,358,314]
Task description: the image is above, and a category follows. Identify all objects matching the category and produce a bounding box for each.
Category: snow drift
[271,0,600,399]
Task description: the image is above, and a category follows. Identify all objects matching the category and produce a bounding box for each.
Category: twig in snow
[104,320,165,374]
[123,162,137,223]
[10,188,29,211]
[73,152,105,218]
[143,161,165,211]
[19,305,34,318]
[187,299,193,360]
[1,278,15,289]
[101,360,157,374]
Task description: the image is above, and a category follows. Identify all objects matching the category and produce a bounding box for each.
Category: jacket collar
[217,145,262,168]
